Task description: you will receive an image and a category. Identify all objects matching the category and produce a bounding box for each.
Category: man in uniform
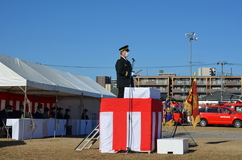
[33,104,43,119]
[0,105,13,137]
[115,45,134,98]
[0,104,13,124]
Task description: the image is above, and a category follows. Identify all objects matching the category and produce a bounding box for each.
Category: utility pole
[217,61,228,102]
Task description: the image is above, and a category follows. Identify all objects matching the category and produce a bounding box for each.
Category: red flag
[183,79,200,129]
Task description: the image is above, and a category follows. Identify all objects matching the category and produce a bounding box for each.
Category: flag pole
[170,72,199,145]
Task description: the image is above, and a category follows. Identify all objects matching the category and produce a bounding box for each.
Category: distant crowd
[0,104,90,137]
[0,104,71,120]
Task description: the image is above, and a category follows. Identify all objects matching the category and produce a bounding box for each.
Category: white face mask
[125,52,129,57]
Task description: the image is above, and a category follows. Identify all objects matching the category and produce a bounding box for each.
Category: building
[96,76,111,91]
[135,75,242,102]
[198,67,216,76]
[97,74,242,102]
[111,79,117,89]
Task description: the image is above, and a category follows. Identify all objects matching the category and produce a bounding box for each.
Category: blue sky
[1,0,242,80]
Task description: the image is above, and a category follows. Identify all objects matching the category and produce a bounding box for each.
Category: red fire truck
[219,101,242,113]
[199,104,242,128]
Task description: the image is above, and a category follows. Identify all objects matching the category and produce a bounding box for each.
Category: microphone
[132,58,135,62]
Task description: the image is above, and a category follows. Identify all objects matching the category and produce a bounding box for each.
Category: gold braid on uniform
[125,71,128,76]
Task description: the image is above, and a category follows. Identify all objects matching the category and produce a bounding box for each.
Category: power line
[44,64,112,68]
[42,62,242,69]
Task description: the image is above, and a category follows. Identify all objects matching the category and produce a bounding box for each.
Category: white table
[6,119,99,140]
[70,119,98,135]
[6,119,46,140]
[42,119,67,137]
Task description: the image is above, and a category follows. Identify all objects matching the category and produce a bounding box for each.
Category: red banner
[183,79,200,128]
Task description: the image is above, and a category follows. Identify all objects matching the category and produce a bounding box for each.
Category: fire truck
[199,104,242,128]
[219,101,242,113]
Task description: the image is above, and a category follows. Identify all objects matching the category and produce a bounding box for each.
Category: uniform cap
[119,45,129,52]
[37,104,43,109]
[65,109,70,112]
[57,107,63,111]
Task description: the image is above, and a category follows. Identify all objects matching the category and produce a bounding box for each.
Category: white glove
[132,71,137,76]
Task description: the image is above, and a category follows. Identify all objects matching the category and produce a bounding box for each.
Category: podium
[99,98,162,153]
[124,87,160,99]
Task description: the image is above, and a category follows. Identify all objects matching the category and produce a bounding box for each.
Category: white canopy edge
[0,54,116,98]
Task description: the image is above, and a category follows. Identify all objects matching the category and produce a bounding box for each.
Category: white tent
[0,54,115,98]
[0,54,116,119]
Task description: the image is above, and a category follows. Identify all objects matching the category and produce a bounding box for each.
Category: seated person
[0,105,13,126]
[12,105,24,118]
[0,105,13,137]
[57,107,63,119]
[42,107,50,119]
[81,109,89,120]
[64,109,70,120]
[51,107,57,118]
[33,104,43,119]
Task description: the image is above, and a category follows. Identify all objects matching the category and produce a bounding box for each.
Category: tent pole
[21,86,36,140]
[54,93,59,138]
[19,86,27,141]
[80,92,85,135]
[22,88,27,140]
[77,96,81,135]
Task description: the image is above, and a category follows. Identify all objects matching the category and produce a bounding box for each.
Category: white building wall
[198,67,216,76]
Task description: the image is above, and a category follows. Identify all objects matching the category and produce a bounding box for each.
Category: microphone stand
[126,58,135,153]
[129,58,135,87]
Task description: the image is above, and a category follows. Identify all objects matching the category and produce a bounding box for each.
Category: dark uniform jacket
[33,111,43,119]
[0,109,10,127]
[115,57,134,88]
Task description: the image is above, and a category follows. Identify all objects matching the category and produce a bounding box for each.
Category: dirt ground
[1,125,242,160]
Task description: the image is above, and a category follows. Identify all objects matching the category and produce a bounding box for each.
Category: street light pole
[185,32,198,84]
[217,61,228,102]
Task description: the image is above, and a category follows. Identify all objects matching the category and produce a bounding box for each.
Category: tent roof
[0,54,116,98]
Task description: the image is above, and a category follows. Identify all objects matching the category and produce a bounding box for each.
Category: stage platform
[99,98,162,153]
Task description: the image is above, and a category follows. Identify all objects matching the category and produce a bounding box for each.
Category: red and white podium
[99,98,162,153]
